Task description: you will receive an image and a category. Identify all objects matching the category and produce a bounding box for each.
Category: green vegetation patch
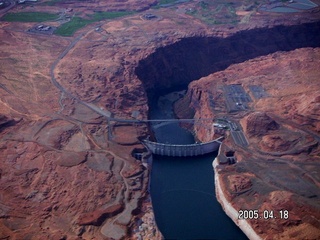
[42,0,87,6]
[54,11,133,37]
[1,12,59,22]
[54,17,91,36]
[89,11,133,21]
[41,0,63,6]
[186,1,239,25]
[152,0,191,8]
[2,10,133,36]
[159,0,177,4]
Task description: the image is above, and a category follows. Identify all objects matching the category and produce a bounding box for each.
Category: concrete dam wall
[142,137,223,157]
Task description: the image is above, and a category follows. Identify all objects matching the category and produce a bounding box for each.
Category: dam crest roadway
[106,116,225,157]
[142,137,224,157]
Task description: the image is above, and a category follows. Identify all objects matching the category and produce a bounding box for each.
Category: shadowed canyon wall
[135,21,320,101]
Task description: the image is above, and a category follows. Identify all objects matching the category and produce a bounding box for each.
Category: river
[149,92,247,239]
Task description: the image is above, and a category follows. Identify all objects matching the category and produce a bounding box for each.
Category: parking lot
[249,85,269,99]
[223,84,252,112]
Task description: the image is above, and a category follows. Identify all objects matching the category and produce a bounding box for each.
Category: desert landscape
[0,0,319,239]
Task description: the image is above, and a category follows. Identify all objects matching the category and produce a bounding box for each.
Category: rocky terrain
[0,0,320,239]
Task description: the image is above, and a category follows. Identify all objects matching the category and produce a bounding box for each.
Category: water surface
[149,93,247,239]
[151,154,247,239]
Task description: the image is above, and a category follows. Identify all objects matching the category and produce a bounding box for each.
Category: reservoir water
[149,93,247,239]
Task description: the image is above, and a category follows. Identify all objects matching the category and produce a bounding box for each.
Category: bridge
[142,137,224,157]
[106,116,216,141]
[101,111,223,156]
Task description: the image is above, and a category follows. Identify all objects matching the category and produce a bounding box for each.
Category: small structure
[142,13,158,20]
[213,122,228,129]
[132,148,149,160]
[225,150,236,164]
[217,144,237,165]
[0,1,6,9]
[36,25,51,31]
[28,24,55,35]
[18,0,38,3]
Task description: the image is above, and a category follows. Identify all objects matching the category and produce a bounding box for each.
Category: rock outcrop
[241,112,279,138]
[0,114,14,128]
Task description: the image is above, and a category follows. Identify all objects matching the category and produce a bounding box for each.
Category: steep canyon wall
[135,21,320,102]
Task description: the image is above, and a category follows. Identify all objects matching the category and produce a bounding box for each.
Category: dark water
[151,155,247,240]
[149,95,247,239]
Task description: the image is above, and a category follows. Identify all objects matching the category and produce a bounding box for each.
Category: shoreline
[212,159,262,240]
[131,153,164,240]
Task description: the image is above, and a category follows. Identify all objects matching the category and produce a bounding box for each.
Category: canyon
[176,47,320,239]
[0,0,320,239]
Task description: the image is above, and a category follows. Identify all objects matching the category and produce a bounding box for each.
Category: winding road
[49,21,149,239]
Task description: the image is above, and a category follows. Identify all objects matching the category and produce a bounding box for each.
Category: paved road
[0,0,15,17]
[226,120,249,147]
[231,130,249,147]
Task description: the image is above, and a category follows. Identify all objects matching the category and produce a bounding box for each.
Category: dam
[142,137,223,157]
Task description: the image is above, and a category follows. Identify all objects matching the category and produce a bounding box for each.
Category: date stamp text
[238,209,289,220]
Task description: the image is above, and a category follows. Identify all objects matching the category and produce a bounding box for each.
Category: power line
[108,117,215,123]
